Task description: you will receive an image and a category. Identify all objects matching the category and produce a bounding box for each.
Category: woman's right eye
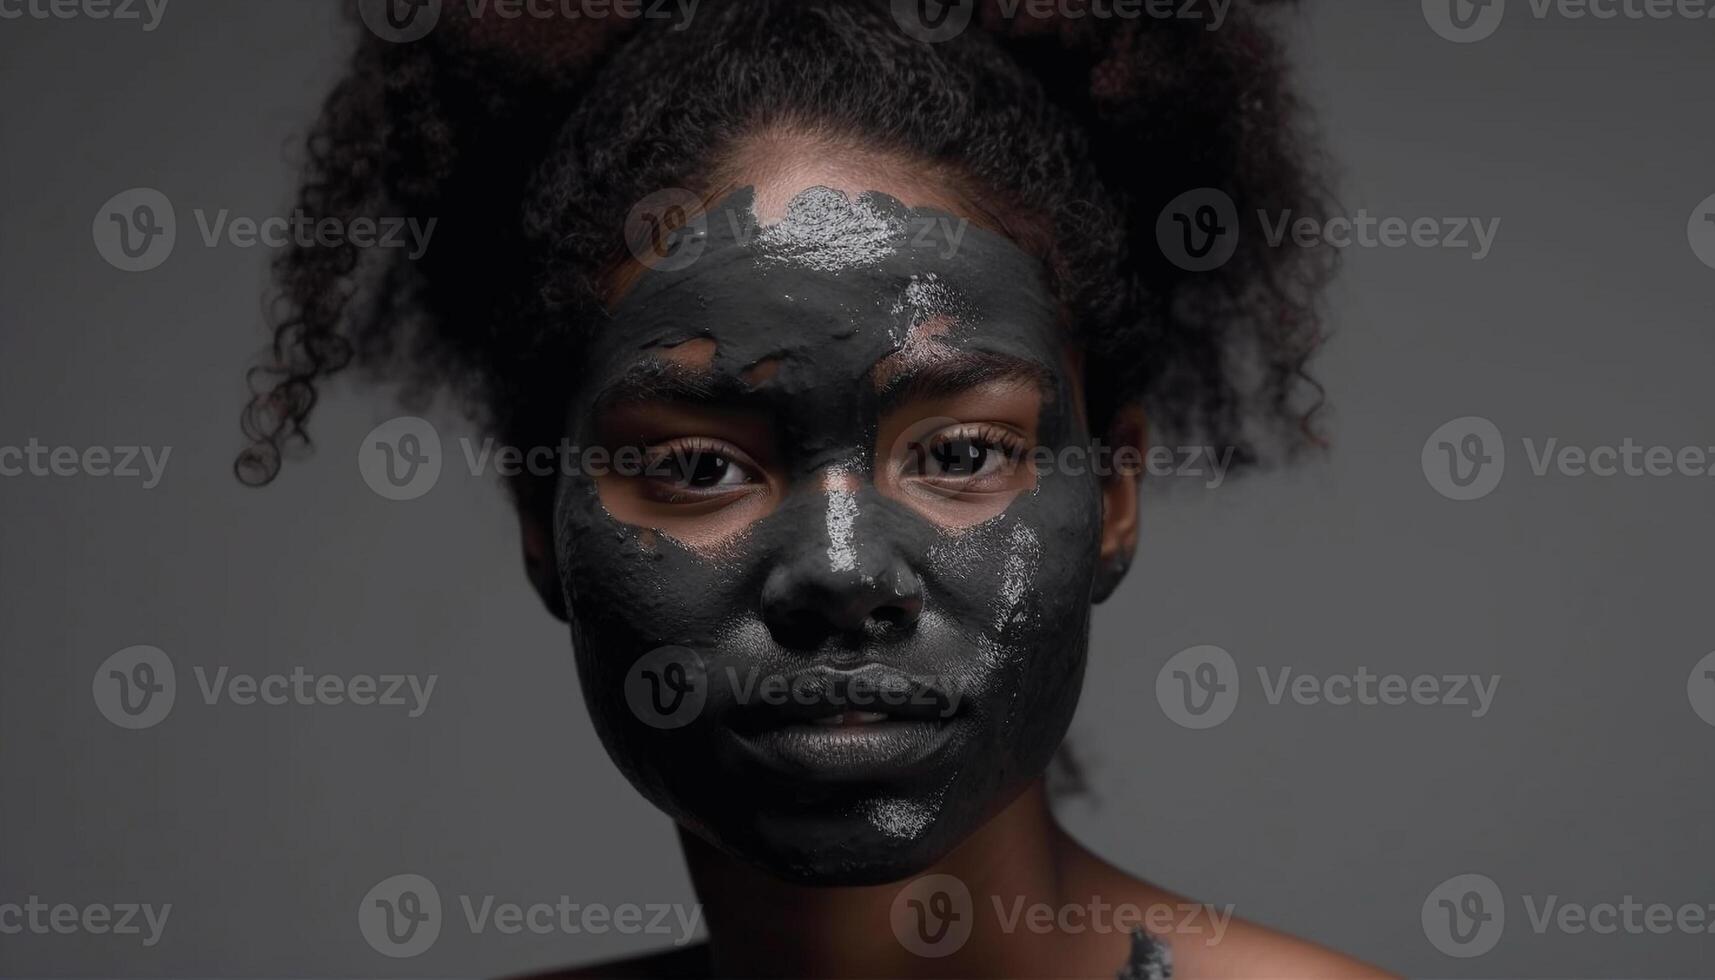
[662,451,747,489]
[642,439,759,499]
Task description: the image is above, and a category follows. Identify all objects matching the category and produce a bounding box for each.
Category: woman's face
[543,170,1130,884]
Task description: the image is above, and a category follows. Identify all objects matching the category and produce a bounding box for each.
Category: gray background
[2,1,1712,976]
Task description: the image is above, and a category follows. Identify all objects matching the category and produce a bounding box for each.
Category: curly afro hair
[238,0,1334,521]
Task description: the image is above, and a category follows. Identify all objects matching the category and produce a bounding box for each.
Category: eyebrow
[593,348,1054,415]
[875,350,1054,408]
[593,359,760,415]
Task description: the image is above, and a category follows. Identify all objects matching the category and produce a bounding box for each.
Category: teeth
[810,711,889,726]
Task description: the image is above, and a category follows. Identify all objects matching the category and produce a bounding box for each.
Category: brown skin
[516,140,1392,980]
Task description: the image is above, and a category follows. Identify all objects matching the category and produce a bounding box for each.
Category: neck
[680,781,1099,979]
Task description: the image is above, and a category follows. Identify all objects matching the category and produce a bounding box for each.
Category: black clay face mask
[553,186,1103,884]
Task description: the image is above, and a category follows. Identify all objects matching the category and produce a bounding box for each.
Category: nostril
[872,606,907,628]
[760,558,924,648]
[772,609,828,650]
[869,595,923,631]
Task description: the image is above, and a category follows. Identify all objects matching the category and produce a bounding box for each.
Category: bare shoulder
[504,941,709,980]
[1167,912,1395,979]
[1062,840,1394,979]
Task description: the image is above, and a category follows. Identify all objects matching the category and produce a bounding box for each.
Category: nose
[761,556,924,649]
[760,476,924,649]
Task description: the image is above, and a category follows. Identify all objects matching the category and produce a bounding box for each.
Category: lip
[726,717,956,782]
[727,663,958,726]
[721,664,961,782]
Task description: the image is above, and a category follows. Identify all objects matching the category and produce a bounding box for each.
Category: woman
[239,2,1382,976]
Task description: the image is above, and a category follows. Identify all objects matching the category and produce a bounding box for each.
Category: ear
[520,508,569,622]
[1092,404,1147,604]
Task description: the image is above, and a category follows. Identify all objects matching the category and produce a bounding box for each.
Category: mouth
[809,710,892,725]
[722,666,960,782]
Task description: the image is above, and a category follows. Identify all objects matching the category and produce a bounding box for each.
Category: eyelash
[910,424,1026,478]
[641,437,758,500]
[633,423,1026,506]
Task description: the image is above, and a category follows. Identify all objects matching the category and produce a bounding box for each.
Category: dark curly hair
[237,0,1333,521]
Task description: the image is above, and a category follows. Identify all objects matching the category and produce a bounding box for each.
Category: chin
[701,799,977,886]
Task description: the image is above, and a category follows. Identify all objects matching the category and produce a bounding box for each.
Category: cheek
[922,474,1100,723]
[554,474,756,649]
[593,472,776,556]
[926,473,1103,631]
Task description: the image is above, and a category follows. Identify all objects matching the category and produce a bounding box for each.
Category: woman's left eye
[911,427,1024,481]
[926,438,996,477]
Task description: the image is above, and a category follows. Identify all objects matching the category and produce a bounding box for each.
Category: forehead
[588,185,1062,393]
